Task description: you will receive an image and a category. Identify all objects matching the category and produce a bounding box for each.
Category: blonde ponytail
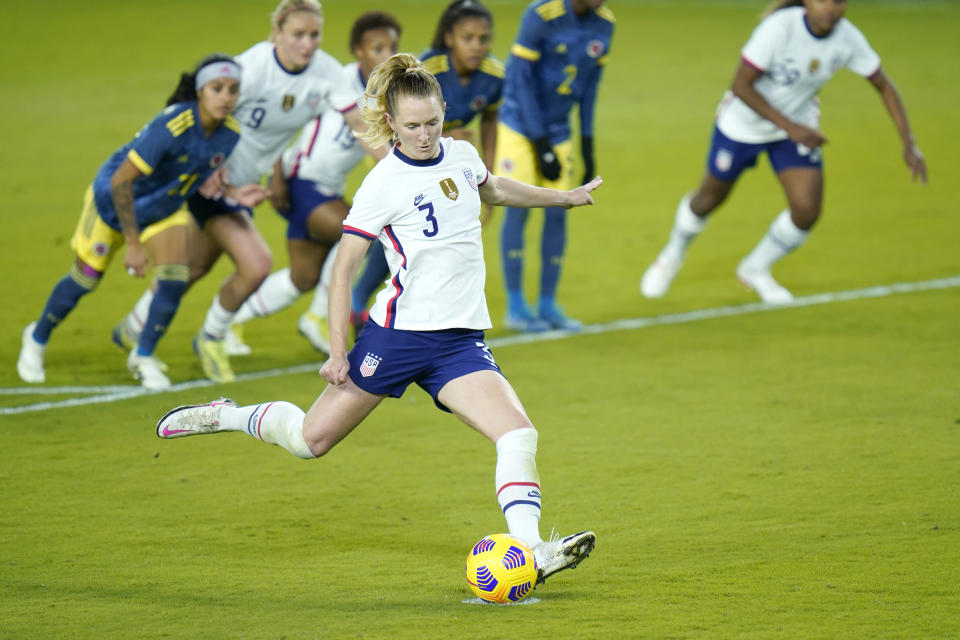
[361,53,444,148]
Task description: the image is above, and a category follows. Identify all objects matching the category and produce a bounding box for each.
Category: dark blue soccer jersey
[420,48,504,131]
[498,0,614,144]
[92,101,241,230]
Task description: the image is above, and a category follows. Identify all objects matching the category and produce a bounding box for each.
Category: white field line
[2,275,957,416]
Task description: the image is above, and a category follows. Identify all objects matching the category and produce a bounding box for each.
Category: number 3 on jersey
[419,202,438,237]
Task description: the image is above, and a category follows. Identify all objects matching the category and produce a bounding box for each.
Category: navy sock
[351,247,390,314]
[33,268,98,344]
[137,275,187,356]
[539,207,567,302]
[501,207,530,308]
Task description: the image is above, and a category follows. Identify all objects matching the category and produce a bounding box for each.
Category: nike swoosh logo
[162,426,191,436]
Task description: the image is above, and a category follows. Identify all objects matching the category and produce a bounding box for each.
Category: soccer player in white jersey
[156,53,603,588]
[113,0,379,383]
[224,11,402,358]
[640,0,927,303]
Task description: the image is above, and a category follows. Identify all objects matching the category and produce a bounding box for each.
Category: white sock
[740,209,810,272]
[308,243,338,318]
[201,295,235,340]
[125,288,155,338]
[218,401,314,459]
[233,268,302,325]
[495,428,542,549]
[661,194,706,262]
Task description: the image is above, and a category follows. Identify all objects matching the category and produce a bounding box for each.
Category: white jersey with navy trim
[716,7,881,143]
[226,42,360,186]
[343,138,491,331]
[281,62,367,196]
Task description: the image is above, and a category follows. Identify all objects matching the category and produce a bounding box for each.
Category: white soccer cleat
[736,263,794,304]
[298,312,331,354]
[224,324,252,357]
[127,351,171,390]
[532,530,596,585]
[640,255,683,298]
[17,322,46,384]
[156,398,236,439]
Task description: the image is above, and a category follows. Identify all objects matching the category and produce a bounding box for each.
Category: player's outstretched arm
[868,69,927,184]
[480,174,603,210]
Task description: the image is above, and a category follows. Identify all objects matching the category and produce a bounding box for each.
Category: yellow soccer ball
[465,533,538,603]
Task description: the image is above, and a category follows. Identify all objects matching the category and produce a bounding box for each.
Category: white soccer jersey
[343,138,491,331]
[226,42,359,186]
[281,62,368,196]
[716,7,881,143]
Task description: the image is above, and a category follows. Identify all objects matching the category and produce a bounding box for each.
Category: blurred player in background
[223,11,401,357]
[156,53,600,587]
[348,0,504,336]
[497,0,613,332]
[640,0,927,303]
[113,0,376,383]
[16,55,264,389]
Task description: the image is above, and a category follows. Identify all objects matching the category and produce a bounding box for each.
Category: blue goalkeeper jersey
[92,101,241,231]
[499,0,614,145]
[420,48,504,131]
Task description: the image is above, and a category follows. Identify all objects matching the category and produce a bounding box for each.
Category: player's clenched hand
[563,176,603,209]
[786,123,827,149]
[198,167,228,199]
[320,356,351,385]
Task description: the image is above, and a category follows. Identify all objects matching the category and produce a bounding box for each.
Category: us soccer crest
[463,168,478,191]
[282,94,295,111]
[715,148,733,173]
[359,353,381,377]
[440,177,459,201]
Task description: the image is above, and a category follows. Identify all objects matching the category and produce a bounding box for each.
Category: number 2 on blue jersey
[419,202,438,237]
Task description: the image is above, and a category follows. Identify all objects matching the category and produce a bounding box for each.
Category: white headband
[195,61,242,91]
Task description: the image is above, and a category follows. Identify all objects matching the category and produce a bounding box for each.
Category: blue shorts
[706,124,823,182]
[347,321,502,412]
[187,193,252,229]
[281,178,342,241]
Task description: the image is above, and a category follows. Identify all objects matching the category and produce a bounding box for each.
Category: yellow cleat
[193,331,236,383]
[224,323,252,357]
[297,312,331,354]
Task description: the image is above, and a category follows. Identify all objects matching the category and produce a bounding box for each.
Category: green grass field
[1,1,958,638]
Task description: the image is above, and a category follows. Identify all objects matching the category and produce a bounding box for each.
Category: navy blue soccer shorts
[347,320,503,412]
[187,193,253,229]
[282,177,342,240]
[706,124,823,182]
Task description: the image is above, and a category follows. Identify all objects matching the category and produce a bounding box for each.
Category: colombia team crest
[440,177,459,201]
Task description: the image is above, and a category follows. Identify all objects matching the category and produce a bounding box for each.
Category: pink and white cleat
[156,398,236,439]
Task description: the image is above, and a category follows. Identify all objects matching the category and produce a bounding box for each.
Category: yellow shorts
[70,186,192,272]
[493,123,575,191]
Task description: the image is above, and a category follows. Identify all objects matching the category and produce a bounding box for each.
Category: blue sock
[33,268,98,344]
[137,276,187,356]
[539,207,567,304]
[352,247,390,314]
[501,207,530,311]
